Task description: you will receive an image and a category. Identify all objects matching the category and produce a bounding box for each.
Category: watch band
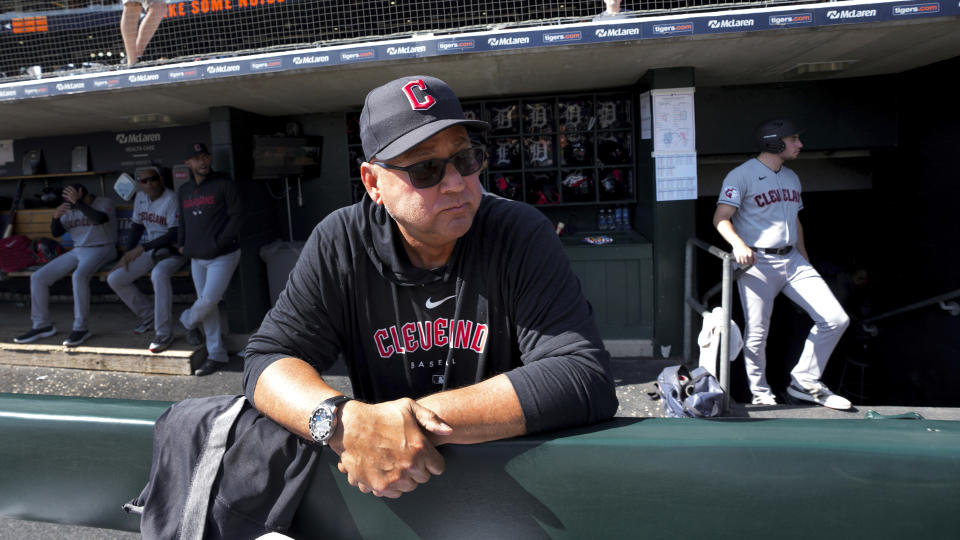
[308,395,352,445]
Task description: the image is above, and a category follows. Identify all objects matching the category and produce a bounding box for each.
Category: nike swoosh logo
[758,176,767,181]
[425,295,456,310]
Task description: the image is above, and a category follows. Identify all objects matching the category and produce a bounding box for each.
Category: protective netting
[0,0,791,81]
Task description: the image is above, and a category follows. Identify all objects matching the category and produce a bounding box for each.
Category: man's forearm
[416,373,526,446]
[251,356,344,440]
[716,219,748,250]
[253,357,525,446]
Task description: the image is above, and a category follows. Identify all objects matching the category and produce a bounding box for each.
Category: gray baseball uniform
[718,158,849,397]
[107,188,186,340]
[30,196,117,331]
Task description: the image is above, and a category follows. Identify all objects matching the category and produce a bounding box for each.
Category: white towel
[697,306,744,379]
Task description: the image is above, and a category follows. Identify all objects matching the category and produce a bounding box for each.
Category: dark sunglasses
[373,146,487,189]
[139,175,161,184]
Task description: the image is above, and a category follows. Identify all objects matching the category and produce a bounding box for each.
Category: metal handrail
[683,238,747,414]
[860,288,960,331]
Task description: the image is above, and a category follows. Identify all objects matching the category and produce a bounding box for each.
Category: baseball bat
[2,178,26,239]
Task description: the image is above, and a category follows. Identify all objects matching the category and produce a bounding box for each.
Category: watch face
[309,406,336,442]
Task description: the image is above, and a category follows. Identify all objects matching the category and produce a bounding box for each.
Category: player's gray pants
[737,250,850,396]
[179,250,240,363]
[30,245,117,331]
[107,251,187,340]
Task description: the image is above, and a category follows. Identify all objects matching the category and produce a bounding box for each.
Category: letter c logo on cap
[402,79,436,111]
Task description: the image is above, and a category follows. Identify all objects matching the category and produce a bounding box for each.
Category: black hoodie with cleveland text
[177,171,242,260]
[244,193,618,434]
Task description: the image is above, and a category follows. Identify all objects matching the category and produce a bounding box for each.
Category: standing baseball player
[178,143,243,376]
[713,119,851,410]
[13,184,117,347]
[107,167,186,353]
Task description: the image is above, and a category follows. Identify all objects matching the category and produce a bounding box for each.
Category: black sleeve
[51,217,66,238]
[243,223,344,405]
[501,209,619,433]
[215,179,243,250]
[177,188,185,248]
[75,200,109,225]
[125,223,146,251]
[142,227,177,251]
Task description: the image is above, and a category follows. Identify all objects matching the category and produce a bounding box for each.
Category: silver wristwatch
[308,395,352,445]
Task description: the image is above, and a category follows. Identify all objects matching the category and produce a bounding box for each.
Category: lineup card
[655,153,697,201]
[651,88,697,201]
[652,89,696,153]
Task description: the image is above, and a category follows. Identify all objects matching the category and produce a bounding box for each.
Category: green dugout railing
[2,393,960,538]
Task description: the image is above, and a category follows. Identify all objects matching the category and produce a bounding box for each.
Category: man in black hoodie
[244,76,618,500]
[178,143,243,376]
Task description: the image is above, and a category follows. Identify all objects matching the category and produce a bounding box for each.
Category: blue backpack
[655,365,724,418]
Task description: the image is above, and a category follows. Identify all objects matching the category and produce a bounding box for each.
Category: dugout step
[0,302,241,375]
[0,339,203,376]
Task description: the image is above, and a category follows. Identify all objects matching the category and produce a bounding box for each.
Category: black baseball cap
[360,75,489,162]
[186,142,210,159]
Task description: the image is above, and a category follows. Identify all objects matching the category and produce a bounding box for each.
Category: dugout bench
[1,392,958,539]
[1,207,189,281]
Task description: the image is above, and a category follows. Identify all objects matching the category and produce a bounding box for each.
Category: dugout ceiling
[0,7,958,140]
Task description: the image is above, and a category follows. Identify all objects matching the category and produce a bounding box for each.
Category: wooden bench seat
[1,207,190,280]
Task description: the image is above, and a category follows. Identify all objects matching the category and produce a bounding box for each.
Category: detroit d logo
[402,79,436,110]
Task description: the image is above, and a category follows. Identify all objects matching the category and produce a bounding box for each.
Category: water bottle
[615,206,624,230]
[622,206,631,231]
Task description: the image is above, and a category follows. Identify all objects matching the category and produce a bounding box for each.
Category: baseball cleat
[751,392,778,406]
[787,381,852,410]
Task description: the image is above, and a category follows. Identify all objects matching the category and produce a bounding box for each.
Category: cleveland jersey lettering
[754,188,802,207]
[717,158,803,248]
[133,189,179,243]
[60,196,117,247]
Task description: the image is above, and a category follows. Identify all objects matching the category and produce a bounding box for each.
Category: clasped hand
[331,398,452,499]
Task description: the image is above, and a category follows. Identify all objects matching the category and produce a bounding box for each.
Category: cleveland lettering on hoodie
[244,194,618,434]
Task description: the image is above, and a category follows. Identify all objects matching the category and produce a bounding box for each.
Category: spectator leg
[121,3,143,66]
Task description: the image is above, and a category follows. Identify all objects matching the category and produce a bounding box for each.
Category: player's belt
[751,246,792,255]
